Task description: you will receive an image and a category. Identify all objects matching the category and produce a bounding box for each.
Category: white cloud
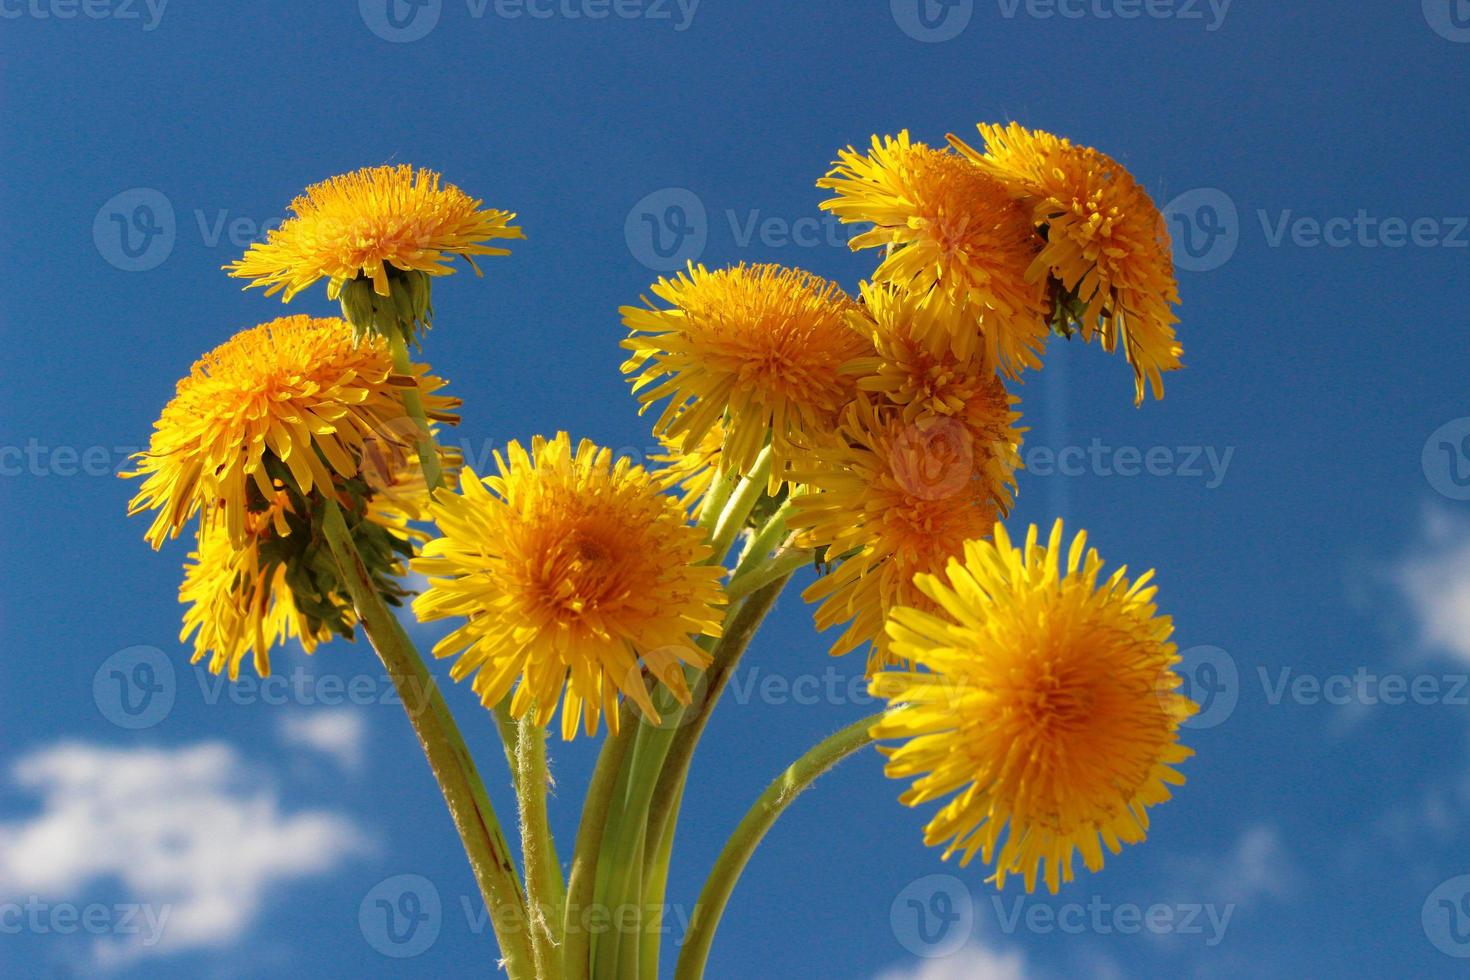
[0,741,367,967]
[1396,509,1470,664]
[1167,824,1294,908]
[874,941,1030,980]
[277,709,367,773]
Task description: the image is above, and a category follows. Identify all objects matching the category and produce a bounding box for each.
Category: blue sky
[3,1,1470,977]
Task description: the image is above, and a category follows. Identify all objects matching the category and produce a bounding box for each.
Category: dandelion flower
[123,315,458,549]
[846,281,1026,429]
[622,263,868,492]
[791,396,1019,668]
[871,521,1195,893]
[818,132,1048,371]
[412,434,726,739]
[179,490,418,680]
[952,123,1182,402]
[226,164,522,301]
[652,418,726,512]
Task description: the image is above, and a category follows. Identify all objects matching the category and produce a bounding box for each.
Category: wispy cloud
[277,709,367,773]
[874,941,1030,980]
[0,741,367,968]
[1395,508,1470,664]
[1167,824,1296,907]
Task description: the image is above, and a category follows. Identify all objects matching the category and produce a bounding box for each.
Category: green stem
[673,715,882,980]
[319,497,534,977]
[726,546,811,603]
[640,572,794,932]
[563,705,635,979]
[705,447,771,564]
[387,327,444,491]
[518,714,566,980]
[730,496,795,579]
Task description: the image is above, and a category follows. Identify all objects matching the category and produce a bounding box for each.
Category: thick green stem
[673,715,882,980]
[705,447,771,564]
[726,546,810,603]
[563,705,635,979]
[639,573,794,936]
[518,714,566,980]
[319,497,534,977]
[387,327,444,491]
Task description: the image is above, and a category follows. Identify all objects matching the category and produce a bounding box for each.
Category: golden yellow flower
[872,521,1195,893]
[412,434,726,739]
[846,281,1025,430]
[790,395,1019,668]
[123,315,458,550]
[652,418,726,512]
[226,164,522,300]
[178,489,420,680]
[621,263,868,492]
[818,132,1048,373]
[952,123,1183,402]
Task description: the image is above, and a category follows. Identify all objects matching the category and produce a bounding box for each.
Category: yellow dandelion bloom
[412,434,726,739]
[846,281,1026,429]
[952,123,1183,402]
[818,132,1048,372]
[871,520,1195,894]
[178,488,420,680]
[226,164,522,301]
[621,263,868,492]
[652,418,726,512]
[124,315,458,550]
[791,396,1019,668]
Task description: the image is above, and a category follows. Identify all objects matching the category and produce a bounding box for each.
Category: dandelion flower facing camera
[621,263,869,492]
[817,131,1048,374]
[226,164,523,301]
[412,433,726,739]
[123,315,458,550]
[871,521,1195,894]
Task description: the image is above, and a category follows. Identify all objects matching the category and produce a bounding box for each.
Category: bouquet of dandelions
[123,122,1196,979]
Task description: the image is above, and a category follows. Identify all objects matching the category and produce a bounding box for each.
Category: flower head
[791,395,1019,669]
[818,132,1048,372]
[952,123,1182,402]
[226,164,522,301]
[179,489,419,680]
[622,263,868,493]
[124,315,457,550]
[652,418,726,512]
[871,521,1195,893]
[412,434,726,739]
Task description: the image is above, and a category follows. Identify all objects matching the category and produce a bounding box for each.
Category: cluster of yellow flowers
[124,127,1197,964]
